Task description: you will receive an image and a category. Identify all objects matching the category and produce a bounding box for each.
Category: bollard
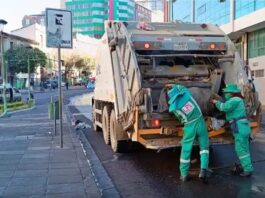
[52,97,57,136]
[48,97,59,136]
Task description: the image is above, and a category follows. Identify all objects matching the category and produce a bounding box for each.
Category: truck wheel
[110,109,126,153]
[102,106,110,145]
[92,103,101,132]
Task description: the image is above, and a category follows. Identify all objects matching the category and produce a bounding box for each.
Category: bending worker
[211,83,253,177]
[168,84,210,182]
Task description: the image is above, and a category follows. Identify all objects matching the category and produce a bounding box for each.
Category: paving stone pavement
[0,107,101,197]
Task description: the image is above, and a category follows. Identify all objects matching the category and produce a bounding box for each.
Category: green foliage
[0,101,24,111]
[5,45,47,73]
[64,54,95,77]
[0,100,35,112]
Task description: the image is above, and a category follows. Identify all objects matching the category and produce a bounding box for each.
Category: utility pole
[27,55,31,100]
[26,46,33,101]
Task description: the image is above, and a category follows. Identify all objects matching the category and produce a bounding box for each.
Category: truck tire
[92,103,101,132]
[110,109,127,153]
[102,106,111,145]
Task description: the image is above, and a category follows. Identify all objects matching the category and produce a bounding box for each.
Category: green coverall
[168,85,209,176]
[215,97,253,173]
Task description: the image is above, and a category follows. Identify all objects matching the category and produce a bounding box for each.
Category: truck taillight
[209,43,216,49]
[150,119,161,128]
[144,43,150,49]
[133,41,161,50]
[200,42,226,50]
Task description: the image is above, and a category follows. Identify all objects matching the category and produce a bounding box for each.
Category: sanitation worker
[167,84,210,182]
[211,83,253,177]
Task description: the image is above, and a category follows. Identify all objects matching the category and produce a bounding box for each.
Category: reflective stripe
[220,103,224,111]
[176,110,188,123]
[200,150,209,155]
[239,154,249,159]
[229,118,247,124]
[180,158,190,163]
[238,119,247,122]
[186,114,202,125]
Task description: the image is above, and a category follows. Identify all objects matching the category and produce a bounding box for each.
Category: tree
[5,45,47,74]
[64,54,95,79]
[83,56,96,73]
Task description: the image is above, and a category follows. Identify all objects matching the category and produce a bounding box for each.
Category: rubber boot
[199,169,211,184]
[240,171,252,177]
[231,163,243,175]
[180,175,191,182]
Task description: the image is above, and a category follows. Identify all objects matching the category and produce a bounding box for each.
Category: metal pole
[27,55,31,101]
[58,46,63,148]
[51,96,57,136]
[0,30,7,117]
[192,0,195,23]
[171,0,174,22]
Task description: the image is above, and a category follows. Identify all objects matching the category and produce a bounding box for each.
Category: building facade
[22,13,45,27]
[136,0,164,11]
[135,3,152,22]
[0,31,38,87]
[170,0,265,105]
[64,0,135,38]
[136,0,165,22]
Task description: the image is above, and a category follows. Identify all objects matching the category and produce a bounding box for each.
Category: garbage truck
[92,21,261,152]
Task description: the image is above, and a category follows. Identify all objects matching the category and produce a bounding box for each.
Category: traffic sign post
[46,8,72,148]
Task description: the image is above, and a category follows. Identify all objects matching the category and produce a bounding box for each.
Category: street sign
[46,8,72,48]
[46,8,72,148]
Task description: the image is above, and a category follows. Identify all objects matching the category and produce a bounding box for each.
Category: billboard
[46,8,72,48]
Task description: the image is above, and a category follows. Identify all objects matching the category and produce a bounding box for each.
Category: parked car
[86,81,95,90]
[0,84,22,103]
[12,88,22,102]
[43,80,58,89]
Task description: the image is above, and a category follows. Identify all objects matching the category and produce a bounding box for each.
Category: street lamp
[0,19,8,117]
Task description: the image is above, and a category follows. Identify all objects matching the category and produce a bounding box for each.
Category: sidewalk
[0,104,100,197]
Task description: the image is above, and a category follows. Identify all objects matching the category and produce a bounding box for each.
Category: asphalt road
[26,89,265,198]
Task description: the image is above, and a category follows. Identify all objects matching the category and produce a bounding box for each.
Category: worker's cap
[223,83,241,93]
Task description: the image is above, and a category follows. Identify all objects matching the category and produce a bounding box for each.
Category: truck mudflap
[133,107,260,150]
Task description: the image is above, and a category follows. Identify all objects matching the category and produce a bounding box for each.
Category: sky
[0,0,60,32]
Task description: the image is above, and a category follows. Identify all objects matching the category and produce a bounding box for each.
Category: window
[248,28,265,58]
[255,69,264,78]
[183,15,190,22]
[26,19,30,25]
[10,42,14,50]
[197,4,206,16]
[40,35,43,48]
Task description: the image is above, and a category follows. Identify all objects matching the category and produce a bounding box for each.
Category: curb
[66,105,121,198]
[8,105,36,115]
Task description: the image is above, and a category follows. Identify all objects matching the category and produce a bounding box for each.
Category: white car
[0,84,22,102]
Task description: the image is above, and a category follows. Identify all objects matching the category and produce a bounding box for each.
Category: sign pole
[46,8,72,149]
[58,45,63,148]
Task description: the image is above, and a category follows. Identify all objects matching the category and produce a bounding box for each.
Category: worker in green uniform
[211,83,253,177]
[167,84,210,182]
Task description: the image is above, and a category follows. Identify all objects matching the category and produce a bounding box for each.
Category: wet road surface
[68,94,265,198]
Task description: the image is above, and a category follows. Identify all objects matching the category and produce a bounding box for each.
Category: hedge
[0,100,35,112]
